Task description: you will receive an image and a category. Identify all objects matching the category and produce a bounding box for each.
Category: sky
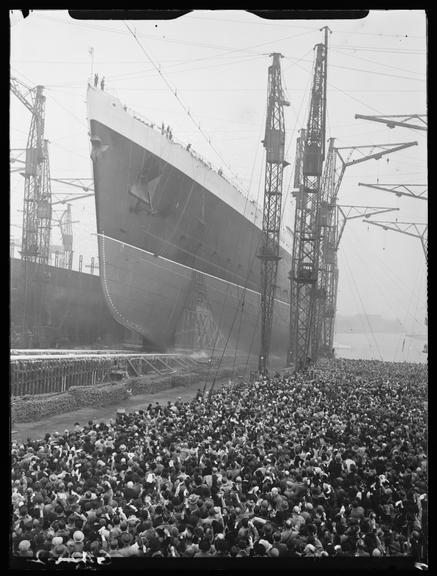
[10,9,427,334]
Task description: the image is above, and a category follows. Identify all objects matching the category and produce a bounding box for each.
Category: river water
[334,332,427,363]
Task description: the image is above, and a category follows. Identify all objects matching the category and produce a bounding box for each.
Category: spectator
[11,359,427,561]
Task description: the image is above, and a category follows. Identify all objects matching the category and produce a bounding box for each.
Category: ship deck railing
[124,105,253,205]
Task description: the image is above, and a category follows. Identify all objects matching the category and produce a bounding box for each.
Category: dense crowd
[11,358,427,562]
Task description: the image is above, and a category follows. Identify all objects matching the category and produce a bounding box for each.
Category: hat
[53,544,67,556]
[259,539,272,552]
[293,506,300,514]
[73,530,85,543]
[121,533,132,545]
[52,536,63,546]
[18,540,31,551]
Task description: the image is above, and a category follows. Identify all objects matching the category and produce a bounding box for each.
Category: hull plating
[89,88,292,356]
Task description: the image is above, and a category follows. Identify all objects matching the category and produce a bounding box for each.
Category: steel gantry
[315,204,399,359]
[310,139,417,362]
[365,221,428,264]
[355,114,427,132]
[288,27,330,371]
[10,78,52,265]
[258,52,290,375]
[358,183,427,201]
[11,77,53,347]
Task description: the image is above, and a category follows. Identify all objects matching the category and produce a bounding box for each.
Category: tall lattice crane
[10,78,52,264]
[258,52,289,375]
[312,139,417,361]
[316,204,399,359]
[365,221,427,263]
[288,27,330,371]
[11,77,52,346]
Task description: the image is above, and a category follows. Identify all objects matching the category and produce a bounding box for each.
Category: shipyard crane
[316,205,400,359]
[49,179,93,268]
[258,52,289,375]
[10,77,52,346]
[10,148,28,173]
[365,221,428,263]
[10,77,52,265]
[288,27,330,371]
[52,204,75,269]
[358,183,427,202]
[317,205,400,358]
[310,138,418,362]
[355,114,427,132]
[335,206,400,250]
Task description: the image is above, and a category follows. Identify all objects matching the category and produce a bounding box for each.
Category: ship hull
[99,233,290,359]
[10,257,128,348]
[88,86,292,360]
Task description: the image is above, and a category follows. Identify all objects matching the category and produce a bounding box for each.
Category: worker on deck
[94,73,98,87]
[100,76,105,90]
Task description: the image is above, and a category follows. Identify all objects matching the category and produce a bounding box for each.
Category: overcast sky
[10,10,427,334]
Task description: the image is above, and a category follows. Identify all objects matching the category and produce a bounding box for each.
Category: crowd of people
[11,358,427,563]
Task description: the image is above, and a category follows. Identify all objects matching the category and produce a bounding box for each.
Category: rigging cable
[346,225,423,362]
[123,22,251,190]
[205,127,267,394]
[341,244,383,360]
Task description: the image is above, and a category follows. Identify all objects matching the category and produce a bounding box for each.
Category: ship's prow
[87,85,292,354]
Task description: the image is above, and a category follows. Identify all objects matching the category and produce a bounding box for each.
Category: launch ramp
[10,351,201,397]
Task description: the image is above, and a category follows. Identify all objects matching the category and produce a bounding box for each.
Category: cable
[123,22,249,188]
[186,14,425,39]
[330,46,425,78]
[341,245,383,360]
[350,225,426,312]
[345,226,422,342]
[330,44,425,54]
[204,125,266,391]
[393,261,424,362]
[282,54,426,83]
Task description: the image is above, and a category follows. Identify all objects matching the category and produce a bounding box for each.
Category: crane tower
[258,52,289,375]
[288,28,330,370]
[10,79,52,264]
[10,78,52,346]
